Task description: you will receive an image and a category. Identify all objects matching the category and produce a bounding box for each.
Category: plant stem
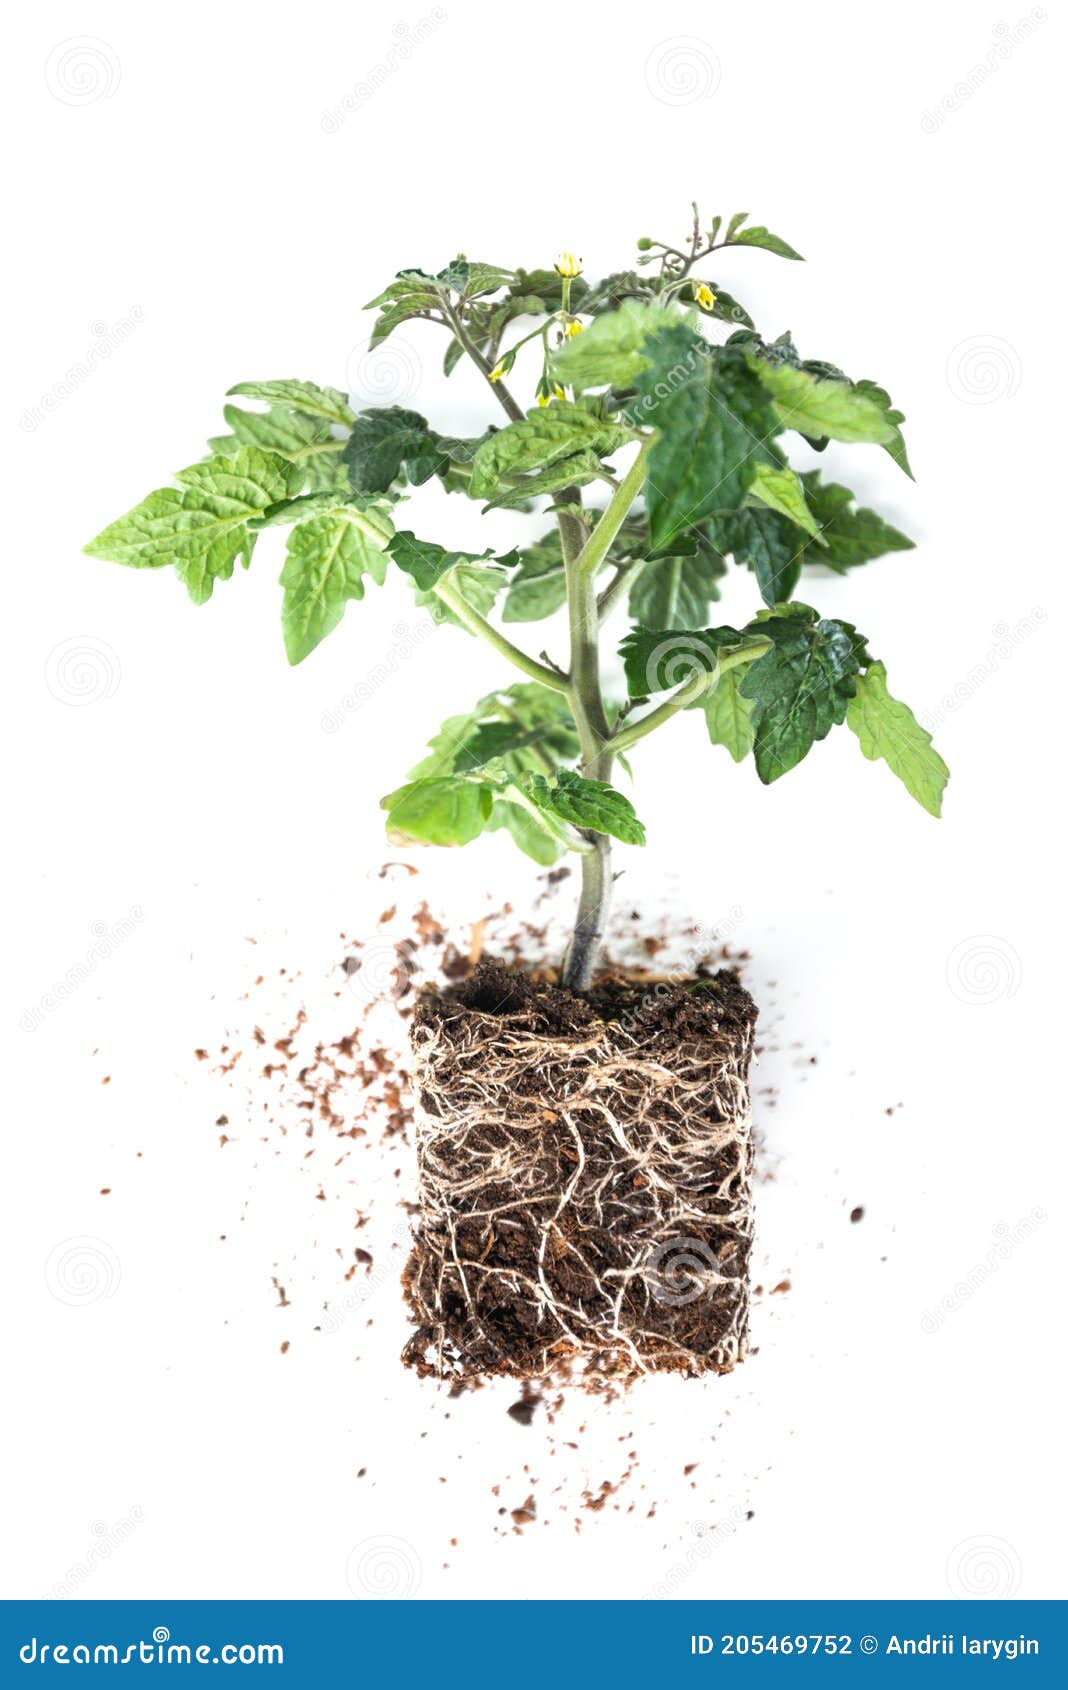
[432,576,569,692]
[606,639,772,757]
[442,305,526,425]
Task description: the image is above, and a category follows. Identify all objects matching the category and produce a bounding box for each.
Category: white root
[401,978,756,1385]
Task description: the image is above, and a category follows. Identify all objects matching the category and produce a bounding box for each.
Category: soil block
[402,961,758,1383]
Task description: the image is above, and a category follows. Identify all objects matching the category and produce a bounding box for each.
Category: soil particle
[849,1206,865,1224]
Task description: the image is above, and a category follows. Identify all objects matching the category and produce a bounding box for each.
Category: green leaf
[703,669,755,762]
[84,448,303,605]
[725,225,803,260]
[502,532,568,622]
[747,463,826,542]
[344,407,446,494]
[619,624,747,696]
[279,506,392,665]
[485,799,564,866]
[628,546,726,629]
[381,778,494,846]
[846,661,948,817]
[482,450,605,510]
[423,562,508,629]
[226,380,354,427]
[627,329,781,550]
[549,300,674,389]
[739,605,863,782]
[800,472,914,572]
[747,356,911,474]
[468,403,635,501]
[709,508,802,607]
[528,770,646,845]
[409,684,579,782]
[387,530,497,592]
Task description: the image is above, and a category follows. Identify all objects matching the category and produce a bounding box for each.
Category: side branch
[607,640,771,757]
[431,576,569,693]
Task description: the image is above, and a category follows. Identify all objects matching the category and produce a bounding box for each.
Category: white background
[3,0,1064,1603]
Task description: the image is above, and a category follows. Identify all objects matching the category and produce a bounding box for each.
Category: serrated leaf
[619,624,748,696]
[502,532,568,622]
[747,463,825,541]
[227,380,354,427]
[626,329,781,550]
[278,507,392,664]
[800,472,914,572]
[549,300,673,389]
[84,448,302,605]
[469,404,635,501]
[747,356,911,474]
[409,684,579,782]
[485,799,564,866]
[710,507,802,607]
[627,547,726,629]
[726,225,803,260]
[703,669,755,762]
[846,661,948,817]
[344,407,446,495]
[382,778,493,847]
[483,450,605,510]
[739,606,863,782]
[528,770,646,845]
[387,530,496,592]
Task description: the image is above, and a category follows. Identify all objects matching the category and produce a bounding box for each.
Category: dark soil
[402,960,759,1383]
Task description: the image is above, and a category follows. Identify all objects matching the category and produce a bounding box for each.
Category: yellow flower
[694,283,717,312]
[555,252,583,279]
[489,363,505,382]
[538,385,566,406]
[563,318,584,339]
